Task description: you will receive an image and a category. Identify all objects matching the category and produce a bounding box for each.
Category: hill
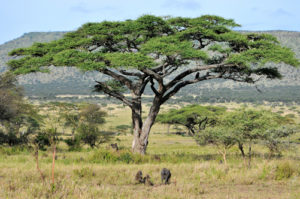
[0,31,299,103]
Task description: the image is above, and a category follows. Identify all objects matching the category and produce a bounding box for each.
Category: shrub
[78,124,110,148]
[275,162,295,180]
[90,150,118,163]
[64,137,81,151]
[118,152,133,164]
[34,132,51,150]
[285,113,295,118]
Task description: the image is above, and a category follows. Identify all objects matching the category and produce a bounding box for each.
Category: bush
[88,149,215,164]
[34,132,51,150]
[285,113,295,118]
[118,152,133,164]
[90,150,119,163]
[64,137,81,151]
[90,149,153,164]
[275,162,295,180]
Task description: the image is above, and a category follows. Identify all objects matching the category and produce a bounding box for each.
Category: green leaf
[104,52,156,69]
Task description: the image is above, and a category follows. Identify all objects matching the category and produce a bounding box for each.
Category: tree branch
[139,77,150,95]
[94,81,133,107]
[119,69,144,78]
[100,68,135,90]
[162,74,222,104]
[165,63,233,90]
[142,68,162,82]
[161,66,179,78]
[149,77,160,96]
[142,68,165,93]
[151,62,170,73]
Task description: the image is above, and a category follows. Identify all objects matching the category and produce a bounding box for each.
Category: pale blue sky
[1,0,299,45]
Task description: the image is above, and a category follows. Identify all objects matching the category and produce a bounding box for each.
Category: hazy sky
[1,0,299,44]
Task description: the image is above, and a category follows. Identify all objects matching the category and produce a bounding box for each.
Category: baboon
[135,170,145,184]
[135,171,154,186]
[144,174,154,186]
[161,168,171,184]
[111,143,119,151]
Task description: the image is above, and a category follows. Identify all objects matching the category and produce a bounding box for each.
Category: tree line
[0,72,110,150]
[157,104,298,167]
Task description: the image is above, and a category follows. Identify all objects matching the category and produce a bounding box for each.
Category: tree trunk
[131,97,161,154]
[238,142,245,158]
[132,132,147,154]
[167,124,170,134]
[34,145,45,182]
[222,148,227,166]
[217,146,227,166]
[51,144,56,185]
[248,141,252,169]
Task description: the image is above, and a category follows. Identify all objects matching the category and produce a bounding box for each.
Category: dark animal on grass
[111,143,119,151]
[135,170,145,184]
[161,168,171,184]
[144,174,154,186]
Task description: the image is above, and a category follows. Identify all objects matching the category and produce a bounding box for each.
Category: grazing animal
[135,170,145,184]
[144,174,154,186]
[161,168,171,184]
[110,143,119,151]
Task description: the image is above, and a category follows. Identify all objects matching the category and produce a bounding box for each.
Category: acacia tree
[217,108,294,167]
[78,104,109,148]
[195,126,237,166]
[63,104,108,149]
[0,72,43,146]
[7,15,299,154]
[156,104,226,135]
[0,72,23,122]
[195,108,295,166]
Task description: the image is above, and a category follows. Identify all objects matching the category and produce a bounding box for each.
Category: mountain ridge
[0,31,299,102]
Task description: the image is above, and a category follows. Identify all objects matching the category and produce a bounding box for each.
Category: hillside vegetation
[0,31,300,103]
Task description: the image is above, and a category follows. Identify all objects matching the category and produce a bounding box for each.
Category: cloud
[161,0,201,11]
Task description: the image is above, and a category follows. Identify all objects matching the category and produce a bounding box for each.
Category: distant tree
[34,131,51,150]
[79,104,107,125]
[78,104,110,148]
[262,126,296,156]
[62,113,80,138]
[0,72,43,146]
[199,108,295,167]
[195,126,237,166]
[8,15,299,154]
[0,72,23,122]
[157,105,226,135]
[62,112,82,150]
[63,104,109,149]
[77,123,110,148]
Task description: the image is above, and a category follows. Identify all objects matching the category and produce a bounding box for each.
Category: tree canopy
[156,104,226,135]
[0,72,23,121]
[62,104,109,149]
[7,15,299,154]
[0,72,43,146]
[195,108,296,166]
